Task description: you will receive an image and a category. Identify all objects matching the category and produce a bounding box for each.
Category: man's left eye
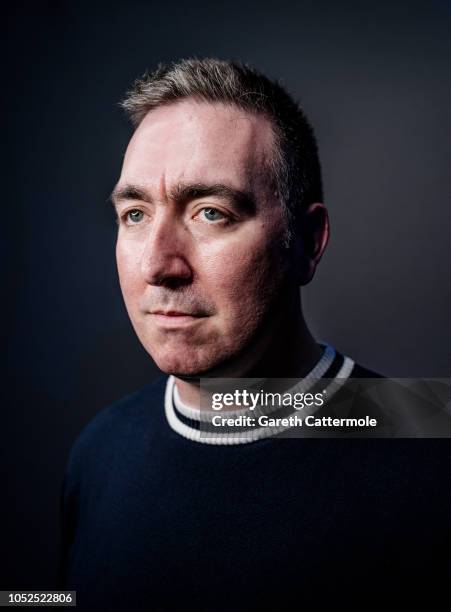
[201,207,226,222]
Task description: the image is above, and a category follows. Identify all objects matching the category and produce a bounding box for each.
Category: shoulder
[65,374,168,479]
[74,374,168,448]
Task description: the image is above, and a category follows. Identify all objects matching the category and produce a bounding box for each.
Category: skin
[112,98,329,406]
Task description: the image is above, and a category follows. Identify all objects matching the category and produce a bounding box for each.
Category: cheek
[116,240,144,304]
[199,232,287,325]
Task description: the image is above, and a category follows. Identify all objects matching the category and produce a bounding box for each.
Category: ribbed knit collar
[164,342,355,445]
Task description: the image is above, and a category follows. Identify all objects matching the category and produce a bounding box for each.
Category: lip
[149,312,206,328]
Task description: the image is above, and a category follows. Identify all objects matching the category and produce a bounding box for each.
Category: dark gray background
[3,0,451,588]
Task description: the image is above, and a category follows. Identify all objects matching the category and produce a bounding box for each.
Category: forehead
[120,99,276,195]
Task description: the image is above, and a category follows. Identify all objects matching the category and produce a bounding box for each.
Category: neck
[174,288,322,408]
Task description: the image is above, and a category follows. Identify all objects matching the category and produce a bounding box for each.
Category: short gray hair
[120,57,323,246]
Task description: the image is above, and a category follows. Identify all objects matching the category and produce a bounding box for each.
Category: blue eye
[127,209,144,223]
[202,208,224,221]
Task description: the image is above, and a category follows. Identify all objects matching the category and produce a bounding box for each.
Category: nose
[140,209,193,287]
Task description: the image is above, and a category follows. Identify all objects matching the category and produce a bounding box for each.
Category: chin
[151,349,221,378]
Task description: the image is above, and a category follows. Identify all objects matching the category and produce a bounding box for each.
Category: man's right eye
[124,209,145,224]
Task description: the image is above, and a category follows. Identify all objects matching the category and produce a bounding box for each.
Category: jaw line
[170,325,272,382]
[170,280,297,381]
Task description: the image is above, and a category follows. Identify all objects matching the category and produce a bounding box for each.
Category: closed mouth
[152,311,204,317]
[149,311,208,328]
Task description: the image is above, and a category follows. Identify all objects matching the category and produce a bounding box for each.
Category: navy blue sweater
[59,364,451,609]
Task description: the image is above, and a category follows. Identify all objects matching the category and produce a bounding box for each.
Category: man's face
[113,99,294,376]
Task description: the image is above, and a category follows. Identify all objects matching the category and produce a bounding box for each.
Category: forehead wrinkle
[111,178,259,218]
[158,170,169,203]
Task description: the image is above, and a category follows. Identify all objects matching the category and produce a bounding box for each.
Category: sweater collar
[164,342,355,445]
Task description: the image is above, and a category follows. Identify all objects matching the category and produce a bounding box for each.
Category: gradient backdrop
[4,0,451,589]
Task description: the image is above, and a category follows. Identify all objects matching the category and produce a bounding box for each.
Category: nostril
[160,277,192,290]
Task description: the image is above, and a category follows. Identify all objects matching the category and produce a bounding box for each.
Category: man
[59,58,450,608]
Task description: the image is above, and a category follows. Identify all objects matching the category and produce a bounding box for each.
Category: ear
[293,202,330,286]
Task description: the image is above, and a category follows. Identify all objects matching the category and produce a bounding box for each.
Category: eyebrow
[109,181,257,215]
